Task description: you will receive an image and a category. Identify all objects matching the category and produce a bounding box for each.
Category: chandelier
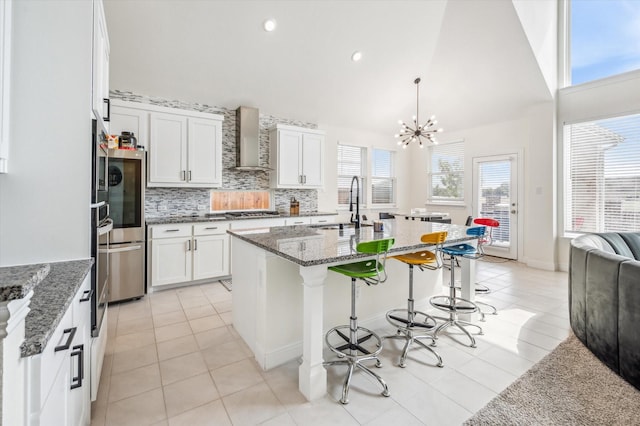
[395,77,443,148]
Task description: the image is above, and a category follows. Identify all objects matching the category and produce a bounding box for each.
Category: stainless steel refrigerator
[105,149,146,302]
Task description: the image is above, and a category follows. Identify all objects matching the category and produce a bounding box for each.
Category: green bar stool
[324,238,395,405]
[384,231,447,368]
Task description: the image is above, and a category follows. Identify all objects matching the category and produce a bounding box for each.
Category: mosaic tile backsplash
[111,90,320,218]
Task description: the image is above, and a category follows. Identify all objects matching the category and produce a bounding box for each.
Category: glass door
[472,154,518,259]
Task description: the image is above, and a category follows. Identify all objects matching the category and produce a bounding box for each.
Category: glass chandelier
[395,77,443,148]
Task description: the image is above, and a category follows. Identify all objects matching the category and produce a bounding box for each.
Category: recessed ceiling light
[263,19,277,32]
[351,51,363,62]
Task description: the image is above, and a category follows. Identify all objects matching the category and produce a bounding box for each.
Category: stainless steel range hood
[234,106,271,171]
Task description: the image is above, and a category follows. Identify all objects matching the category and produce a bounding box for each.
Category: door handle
[181,170,186,181]
[79,289,93,302]
[55,327,77,352]
[70,344,84,389]
[107,245,142,253]
[194,239,198,251]
[188,170,192,181]
[187,240,191,251]
[103,98,111,122]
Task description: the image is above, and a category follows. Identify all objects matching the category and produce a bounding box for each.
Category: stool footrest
[326,325,383,360]
[429,296,479,314]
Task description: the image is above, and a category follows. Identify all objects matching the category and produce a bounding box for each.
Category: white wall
[556,70,640,270]
[0,0,93,266]
[317,123,412,223]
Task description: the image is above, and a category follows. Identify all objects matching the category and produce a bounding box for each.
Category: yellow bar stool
[384,231,447,368]
[324,238,395,405]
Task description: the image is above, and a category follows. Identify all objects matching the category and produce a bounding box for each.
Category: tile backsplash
[111,90,320,218]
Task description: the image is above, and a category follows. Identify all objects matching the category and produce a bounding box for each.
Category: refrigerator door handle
[90,201,106,209]
[107,245,143,254]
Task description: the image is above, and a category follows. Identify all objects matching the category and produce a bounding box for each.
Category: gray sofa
[569,232,640,390]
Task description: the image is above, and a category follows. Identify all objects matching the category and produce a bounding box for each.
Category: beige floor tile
[205,291,232,305]
[167,399,232,426]
[429,370,497,413]
[213,299,232,314]
[219,311,233,325]
[194,326,236,350]
[113,330,156,354]
[153,310,188,328]
[152,300,184,315]
[163,372,220,418]
[210,358,264,396]
[184,304,217,320]
[116,315,154,336]
[287,395,358,426]
[118,301,152,322]
[364,405,424,426]
[259,412,297,426]
[201,339,249,370]
[109,363,162,403]
[105,387,166,426]
[112,343,159,375]
[179,295,210,309]
[157,334,200,361]
[155,321,193,343]
[222,382,286,425]
[189,314,225,334]
[159,351,208,386]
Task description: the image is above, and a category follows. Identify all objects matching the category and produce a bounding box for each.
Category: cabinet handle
[299,175,302,184]
[79,289,93,303]
[165,229,180,232]
[181,170,186,181]
[188,170,192,181]
[55,327,77,352]
[187,240,191,251]
[194,239,198,251]
[71,344,84,390]
[204,226,218,230]
[303,175,307,184]
[293,221,304,224]
[103,98,111,122]
[317,220,328,223]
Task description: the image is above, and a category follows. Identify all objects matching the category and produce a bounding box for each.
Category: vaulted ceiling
[104,0,553,139]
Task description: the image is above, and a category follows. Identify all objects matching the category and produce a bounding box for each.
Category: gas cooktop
[224,211,281,218]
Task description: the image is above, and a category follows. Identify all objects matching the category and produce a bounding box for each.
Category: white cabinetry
[92,0,110,133]
[0,0,12,173]
[148,222,230,288]
[149,111,223,187]
[29,276,92,426]
[270,125,324,189]
[109,103,149,150]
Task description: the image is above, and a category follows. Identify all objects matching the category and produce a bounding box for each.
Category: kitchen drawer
[194,222,230,236]
[149,224,192,239]
[310,216,335,225]
[284,217,311,226]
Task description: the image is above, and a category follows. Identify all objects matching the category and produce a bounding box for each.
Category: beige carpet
[465,334,640,425]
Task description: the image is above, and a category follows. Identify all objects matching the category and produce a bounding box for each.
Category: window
[428,141,464,204]
[570,0,640,85]
[337,144,366,206]
[564,113,640,234]
[371,149,395,205]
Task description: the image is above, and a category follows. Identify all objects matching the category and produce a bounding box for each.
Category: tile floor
[91,258,570,426]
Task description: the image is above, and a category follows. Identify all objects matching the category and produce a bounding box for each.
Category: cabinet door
[149,113,188,185]
[277,130,303,187]
[301,133,323,187]
[92,0,110,130]
[110,106,149,149]
[188,118,221,186]
[193,234,229,280]
[40,359,70,426]
[70,276,92,426]
[151,237,192,286]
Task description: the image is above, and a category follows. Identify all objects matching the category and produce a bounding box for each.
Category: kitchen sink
[311,222,372,230]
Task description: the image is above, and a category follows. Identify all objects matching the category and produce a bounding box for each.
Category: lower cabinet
[149,222,230,288]
[29,275,92,426]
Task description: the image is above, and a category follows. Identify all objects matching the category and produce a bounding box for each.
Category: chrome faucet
[349,176,360,229]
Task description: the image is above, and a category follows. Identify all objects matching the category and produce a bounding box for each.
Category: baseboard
[525,258,557,271]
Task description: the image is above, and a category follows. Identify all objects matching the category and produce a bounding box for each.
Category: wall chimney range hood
[234,106,271,171]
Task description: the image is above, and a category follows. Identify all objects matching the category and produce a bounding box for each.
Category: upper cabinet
[0,0,12,173]
[110,100,223,188]
[269,124,324,189]
[92,0,110,133]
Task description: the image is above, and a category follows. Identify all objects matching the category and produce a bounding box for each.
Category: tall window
[570,0,640,85]
[428,141,464,204]
[564,113,640,234]
[371,149,395,205]
[337,144,366,206]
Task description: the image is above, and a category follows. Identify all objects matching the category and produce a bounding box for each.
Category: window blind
[428,141,464,203]
[371,149,395,204]
[337,144,366,205]
[564,113,640,233]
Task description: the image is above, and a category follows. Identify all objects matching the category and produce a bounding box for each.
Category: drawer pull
[205,227,218,230]
[55,327,77,352]
[70,344,84,390]
[165,229,180,232]
[79,289,93,303]
[317,220,328,223]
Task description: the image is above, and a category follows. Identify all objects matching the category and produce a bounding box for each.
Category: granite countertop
[21,259,93,357]
[0,263,51,302]
[146,211,338,225]
[227,220,478,267]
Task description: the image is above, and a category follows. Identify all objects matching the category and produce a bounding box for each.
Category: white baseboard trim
[525,259,557,271]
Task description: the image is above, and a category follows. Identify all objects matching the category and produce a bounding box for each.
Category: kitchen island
[228,220,480,401]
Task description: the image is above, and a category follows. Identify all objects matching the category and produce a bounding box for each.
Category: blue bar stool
[429,226,485,347]
[384,231,447,368]
[324,238,395,405]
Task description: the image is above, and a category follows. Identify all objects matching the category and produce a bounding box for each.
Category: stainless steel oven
[91,119,111,337]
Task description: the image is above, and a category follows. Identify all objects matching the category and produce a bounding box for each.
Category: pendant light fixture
[395,77,443,148]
